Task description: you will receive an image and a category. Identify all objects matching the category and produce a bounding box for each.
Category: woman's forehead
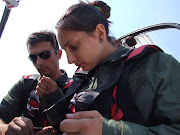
[58,31,86,46]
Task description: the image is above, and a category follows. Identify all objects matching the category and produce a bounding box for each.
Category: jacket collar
[55,69,70,88]
[99,46,130,65]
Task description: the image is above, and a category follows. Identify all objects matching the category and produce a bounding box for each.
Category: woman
[39,1,180,135]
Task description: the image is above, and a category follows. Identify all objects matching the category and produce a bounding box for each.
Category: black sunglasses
[28,50,57,62]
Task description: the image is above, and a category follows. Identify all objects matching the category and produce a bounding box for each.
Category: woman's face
[58,30,104,71]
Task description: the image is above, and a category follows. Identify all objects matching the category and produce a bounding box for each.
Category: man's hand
[60,110,103,135]
[3,116,35,135]
[36,75,58,97]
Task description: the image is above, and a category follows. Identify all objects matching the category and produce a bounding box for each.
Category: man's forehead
[28,41,53,53]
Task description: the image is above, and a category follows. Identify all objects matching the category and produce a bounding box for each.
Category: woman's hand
[60,110,104,135]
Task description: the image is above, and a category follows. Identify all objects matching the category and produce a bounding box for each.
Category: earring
[99,39,103,43]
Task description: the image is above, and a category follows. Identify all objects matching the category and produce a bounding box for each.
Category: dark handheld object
[0,6,11,39]
[0,0,20,39]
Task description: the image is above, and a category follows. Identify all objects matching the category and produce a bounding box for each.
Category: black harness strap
[75,65,124,104]
[44,70,89,131]
[116,45,163,125]
[23,74,39,103]
[42,69,89,113]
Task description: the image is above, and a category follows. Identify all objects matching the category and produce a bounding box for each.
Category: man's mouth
[38,67,48,72]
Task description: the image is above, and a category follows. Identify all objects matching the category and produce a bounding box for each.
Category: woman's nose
[67,52,76,64]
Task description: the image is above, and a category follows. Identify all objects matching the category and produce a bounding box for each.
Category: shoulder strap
[42,68,88,113]
[23,74,39,100]
[64,67,89,96]
[116,45,163,125]
[125,45,163,62]
[62,79,73,90]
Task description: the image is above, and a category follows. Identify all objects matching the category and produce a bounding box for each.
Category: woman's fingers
[60,111,103,135]
[66,110,102,119]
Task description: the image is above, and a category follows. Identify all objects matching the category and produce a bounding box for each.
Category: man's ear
[95,24,106,41]
[57,49,62,59]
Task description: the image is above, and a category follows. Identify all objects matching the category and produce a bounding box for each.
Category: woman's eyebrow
[63,40,72,49]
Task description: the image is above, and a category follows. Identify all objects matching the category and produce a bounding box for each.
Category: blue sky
[0,0,180,100]
[109,0,180,36]
[108,0,180,60]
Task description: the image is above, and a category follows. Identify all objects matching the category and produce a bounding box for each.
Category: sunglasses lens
[39,51,51,59]
[29,50,55,62]
[28,55,37,62]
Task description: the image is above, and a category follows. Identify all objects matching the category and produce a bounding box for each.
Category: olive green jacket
[41,46,180,135]
[102,46,180,135]
[0,70,69,128]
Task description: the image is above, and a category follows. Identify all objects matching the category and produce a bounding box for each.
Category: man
[0,31,71,135]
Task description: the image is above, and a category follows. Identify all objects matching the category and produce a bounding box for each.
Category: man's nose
[36,56,44,65]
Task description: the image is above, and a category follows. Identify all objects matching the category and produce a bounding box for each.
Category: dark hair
[26,30,59,50]
[56,1,115,45]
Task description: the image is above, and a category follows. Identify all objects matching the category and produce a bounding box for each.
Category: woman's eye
[70,44,78,51]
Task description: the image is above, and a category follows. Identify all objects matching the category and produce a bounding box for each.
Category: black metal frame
[0,6,11,38]
[116,23,180,43]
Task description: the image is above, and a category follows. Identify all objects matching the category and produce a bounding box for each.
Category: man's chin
[39,71,49,77]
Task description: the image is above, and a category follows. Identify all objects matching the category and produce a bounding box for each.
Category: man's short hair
[26,30,59,50]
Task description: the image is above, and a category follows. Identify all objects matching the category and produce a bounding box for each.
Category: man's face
[27,41,60,78]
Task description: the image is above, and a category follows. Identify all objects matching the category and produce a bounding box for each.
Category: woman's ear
[95,24,106,42]
[57,49,62,59]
